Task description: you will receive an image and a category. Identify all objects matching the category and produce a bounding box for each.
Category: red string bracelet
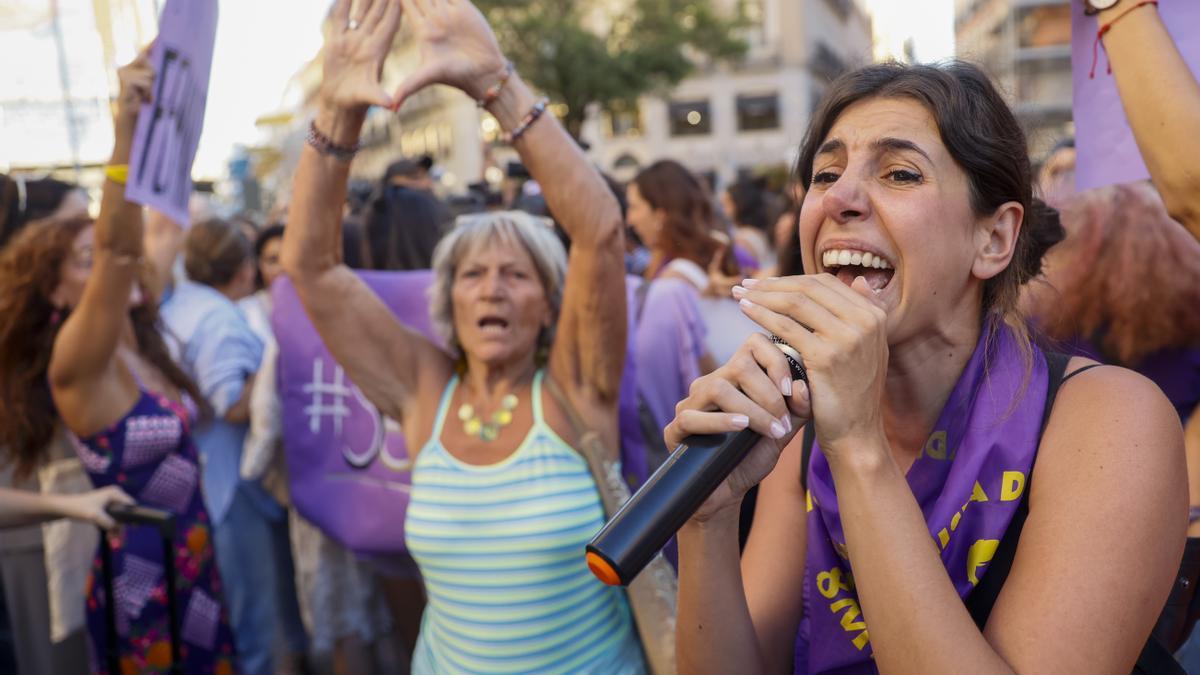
[1091,0,1158,79]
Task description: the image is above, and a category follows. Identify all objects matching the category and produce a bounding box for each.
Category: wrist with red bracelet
[1088,0,1159,78]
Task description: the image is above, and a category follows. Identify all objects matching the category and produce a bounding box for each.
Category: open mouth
[821,247,896,292]
[478,316,510,333]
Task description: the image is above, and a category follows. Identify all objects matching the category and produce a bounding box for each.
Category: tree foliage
[475,0,748,138]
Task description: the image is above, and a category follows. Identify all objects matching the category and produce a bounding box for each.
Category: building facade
[586,0,873,186]
[955,0,1073,158]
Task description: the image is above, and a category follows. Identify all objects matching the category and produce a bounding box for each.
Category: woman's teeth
[822,248,893,270]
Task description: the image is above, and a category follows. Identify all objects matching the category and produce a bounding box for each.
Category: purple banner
[125,0,218,226]
[1071,2,1200,192]
[272,271,439,556]
[273,269,649,555]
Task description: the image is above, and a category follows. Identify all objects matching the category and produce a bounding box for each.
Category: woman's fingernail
[730,414,750,429]
[739,297,755,309]
[780,377,792,397]
[794,379,809,398]
[780,415,792,433]
[770,420,787,439]
[731,285,747,299]
[742,278,759,288]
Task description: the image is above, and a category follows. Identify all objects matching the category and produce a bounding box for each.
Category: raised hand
[392,0,508,108]
[114,44,155,131]
[319,0,404,112]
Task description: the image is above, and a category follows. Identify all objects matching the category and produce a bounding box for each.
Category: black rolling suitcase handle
[99,503,181,674]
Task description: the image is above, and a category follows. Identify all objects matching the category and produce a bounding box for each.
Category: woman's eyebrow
[816,139,844,156]
[872,137,932,163]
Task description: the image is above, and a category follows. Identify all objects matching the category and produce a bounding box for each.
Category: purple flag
[272,271,439,556]
[1071,1,1200,192]
[125,0,218,226]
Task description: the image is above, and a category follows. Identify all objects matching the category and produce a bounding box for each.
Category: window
[610,106,642,137]
[668,100,711,136]
[810,43,849,84]
[737,94,780,131]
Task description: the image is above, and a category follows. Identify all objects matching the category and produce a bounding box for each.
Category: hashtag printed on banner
[303,358,352,435]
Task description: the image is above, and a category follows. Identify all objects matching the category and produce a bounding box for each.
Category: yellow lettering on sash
[925,430,948,460]
[1001,471,1026,502]
[937,528,950,549]
[830,598,868,632]
[806,489,813,513]
[830,598,871,650]
[817,567,854,599]
[950,511,962,532]
[967,539,1001,585]
[970,481,989,503]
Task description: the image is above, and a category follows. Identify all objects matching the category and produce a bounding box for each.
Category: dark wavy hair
[0,217,204,480]
[796,61,1065,347]
[0,176,81,250]
[726,177,772,233]
[1025,182,1200,365]
[634,160,739,278]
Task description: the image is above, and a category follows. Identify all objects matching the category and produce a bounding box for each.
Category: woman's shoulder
[1038,356,1185,493]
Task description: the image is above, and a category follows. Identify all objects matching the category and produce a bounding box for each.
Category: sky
[863,0,956,64]
[2,0,957,179]
[193,0,331,176]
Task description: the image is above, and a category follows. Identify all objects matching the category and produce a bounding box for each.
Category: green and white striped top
[405,370,646,674]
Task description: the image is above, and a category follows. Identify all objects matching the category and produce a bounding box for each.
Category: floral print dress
[72,388,237,674]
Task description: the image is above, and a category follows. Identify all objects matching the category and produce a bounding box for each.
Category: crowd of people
[0,0,1198,673]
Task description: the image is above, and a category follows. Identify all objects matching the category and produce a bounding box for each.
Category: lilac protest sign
[273,271,439,556]
[1071,2,1200,192]
[125,0,218,226]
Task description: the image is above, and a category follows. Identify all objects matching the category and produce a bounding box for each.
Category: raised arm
[393,0,627,409]
[280,0,449,423]
[1097,2,1200,239]
[49,49,153,429]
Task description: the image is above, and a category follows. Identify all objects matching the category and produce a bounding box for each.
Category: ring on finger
[347,18,360,30]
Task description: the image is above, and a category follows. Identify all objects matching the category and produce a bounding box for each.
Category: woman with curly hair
[0,50,236,673]
[1023,181,1200,531]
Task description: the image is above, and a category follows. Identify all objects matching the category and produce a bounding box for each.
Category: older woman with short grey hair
[281,1,650,673]
[428,212,567,360]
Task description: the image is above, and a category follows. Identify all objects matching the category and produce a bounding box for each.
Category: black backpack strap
[966,350,1070,627]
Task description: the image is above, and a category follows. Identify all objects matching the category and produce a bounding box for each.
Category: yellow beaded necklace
[457,394,519,442]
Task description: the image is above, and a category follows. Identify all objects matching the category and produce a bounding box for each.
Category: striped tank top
[405,370,646,674]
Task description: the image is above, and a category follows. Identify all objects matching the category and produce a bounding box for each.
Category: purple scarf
[795,324,1048,673]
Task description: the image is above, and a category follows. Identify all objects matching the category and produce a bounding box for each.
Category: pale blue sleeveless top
[405,370,646,674]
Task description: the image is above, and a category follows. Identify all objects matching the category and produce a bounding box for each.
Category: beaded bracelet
[477,61,515,108]
[501,98,550,145]
[306,120,360,162]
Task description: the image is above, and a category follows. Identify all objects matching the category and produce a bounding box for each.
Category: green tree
[475,0,748,138]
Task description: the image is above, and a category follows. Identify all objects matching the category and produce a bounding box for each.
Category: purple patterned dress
[72,388,237,674]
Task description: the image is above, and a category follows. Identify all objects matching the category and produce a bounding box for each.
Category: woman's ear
[972,201,1023,281]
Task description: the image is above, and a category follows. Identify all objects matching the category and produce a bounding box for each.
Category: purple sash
[795,324,1049,673]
